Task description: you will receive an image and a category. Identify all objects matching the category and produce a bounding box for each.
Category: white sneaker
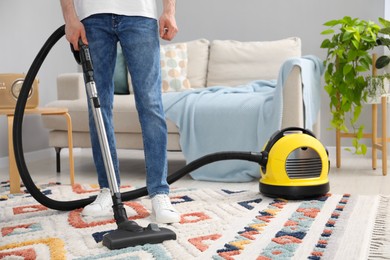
[82,188,113,216]
[151,194,180,224]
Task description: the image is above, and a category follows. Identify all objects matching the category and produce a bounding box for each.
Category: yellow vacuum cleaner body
[259,128,330,199]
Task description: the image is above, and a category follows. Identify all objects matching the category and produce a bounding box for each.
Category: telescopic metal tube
[85,81,120,194]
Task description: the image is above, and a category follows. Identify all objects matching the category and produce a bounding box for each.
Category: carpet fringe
[368,196,390,260]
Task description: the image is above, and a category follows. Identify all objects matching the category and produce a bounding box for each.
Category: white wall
[0,0,386,163]
[387,0,390,25]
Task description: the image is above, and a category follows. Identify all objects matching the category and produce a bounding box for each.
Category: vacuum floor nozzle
[102,223,177,250]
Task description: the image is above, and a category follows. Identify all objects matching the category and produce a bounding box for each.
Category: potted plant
[375,18,390,72]
[320,16,381,154]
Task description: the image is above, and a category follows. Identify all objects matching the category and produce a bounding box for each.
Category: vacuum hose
[13,25,264,211]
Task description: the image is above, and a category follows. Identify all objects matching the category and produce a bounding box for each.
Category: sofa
[42,37,319,176]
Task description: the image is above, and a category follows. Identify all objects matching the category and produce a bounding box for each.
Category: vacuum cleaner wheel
[259,182,330,200]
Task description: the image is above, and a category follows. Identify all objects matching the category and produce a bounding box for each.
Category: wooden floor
[1,148,390,195]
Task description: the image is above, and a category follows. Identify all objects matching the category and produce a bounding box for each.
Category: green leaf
[352,39,359,49]
[361,35,376,43]
[344,26,356,33]
[379,17,390,28]
[324,84,333,95]
[342,16,353,24]
[355,65,367,72]
[324,19,341,27]
[321,29,335,35]
[353,32,361,43]
[361,144,367,155]
[379,27,390,35]
[345,71,356,83]
[327,63,334,73]
[353,107,362,125]
[355,143,367,155]
[320,39,332,48]
[343,64,353,75]
[347,50,358,61]
[359,58,370,70]
[370,30,378,41]
[342,31,353,41]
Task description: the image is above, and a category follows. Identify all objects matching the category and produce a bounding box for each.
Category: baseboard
[0,148,54,169]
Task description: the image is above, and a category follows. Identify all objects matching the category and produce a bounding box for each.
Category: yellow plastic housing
[260,133,329,187]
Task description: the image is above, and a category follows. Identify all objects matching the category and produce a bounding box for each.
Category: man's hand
[159,0,178,41]
[65,20,88,50]
[60,0,88,50]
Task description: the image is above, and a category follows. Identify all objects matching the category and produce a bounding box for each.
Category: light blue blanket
[162,56,324,182]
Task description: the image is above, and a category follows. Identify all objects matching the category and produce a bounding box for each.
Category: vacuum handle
[78,40,94,84]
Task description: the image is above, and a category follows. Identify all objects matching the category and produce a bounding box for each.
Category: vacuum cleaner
[12,25,330,250]
[259,127,330,199]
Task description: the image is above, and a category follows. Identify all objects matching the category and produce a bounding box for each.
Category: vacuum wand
[78,40,129,224]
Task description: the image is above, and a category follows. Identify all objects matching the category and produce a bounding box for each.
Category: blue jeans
[82,14,169,197]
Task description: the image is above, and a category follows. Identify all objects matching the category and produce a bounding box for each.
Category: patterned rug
[1,181,390,259]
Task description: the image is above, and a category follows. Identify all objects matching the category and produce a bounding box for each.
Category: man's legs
[117,16,169,197]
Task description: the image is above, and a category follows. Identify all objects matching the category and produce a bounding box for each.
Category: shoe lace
[92,189,112,206]
[155,195,174,210]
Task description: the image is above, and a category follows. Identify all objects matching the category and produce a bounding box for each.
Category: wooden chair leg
[8,115,21,194]
[382,96,387,176]
[336,128,341,168]
[372,104,378,170]
[64,112,75,185]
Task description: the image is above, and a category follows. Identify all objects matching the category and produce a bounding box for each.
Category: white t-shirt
[74,0,157,21]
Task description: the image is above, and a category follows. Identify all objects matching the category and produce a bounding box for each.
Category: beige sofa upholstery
[42,37,316,172]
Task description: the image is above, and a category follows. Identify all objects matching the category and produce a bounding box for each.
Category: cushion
[206,37,302,87]
[160,43,191,92]
[185,39,210,88]
[162,39,210,89]
[113,44,130,94]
